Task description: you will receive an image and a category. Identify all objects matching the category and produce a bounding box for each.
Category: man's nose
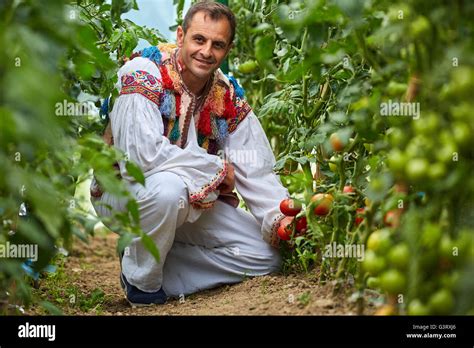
[200,42,212,58]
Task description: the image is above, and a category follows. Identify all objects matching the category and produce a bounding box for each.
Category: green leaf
[126,199,140,225]
[117,232,134,255]
[111,0,137,23]
[255,35,276,70]
[139,231,160,263]
[125,161,145,185]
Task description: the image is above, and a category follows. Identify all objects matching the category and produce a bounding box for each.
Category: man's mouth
[194,57,214,66]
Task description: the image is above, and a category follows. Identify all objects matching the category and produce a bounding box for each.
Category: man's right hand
[218,162,235,194]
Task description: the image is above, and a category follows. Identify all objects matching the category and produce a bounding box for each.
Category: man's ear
[176,26,184,48]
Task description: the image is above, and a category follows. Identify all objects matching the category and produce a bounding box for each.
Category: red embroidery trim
[198,104,212,136]
[175,92,181,117]
[223,89,237,120]
[189,161,228,203]
[159,65,174,90]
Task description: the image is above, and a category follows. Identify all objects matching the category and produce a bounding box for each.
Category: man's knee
[144,172,188,210]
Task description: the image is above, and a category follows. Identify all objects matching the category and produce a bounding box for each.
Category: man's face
[177,11,232,81]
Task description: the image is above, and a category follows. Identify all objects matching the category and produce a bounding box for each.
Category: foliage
[0,0,164,311]
[230,0,474,314]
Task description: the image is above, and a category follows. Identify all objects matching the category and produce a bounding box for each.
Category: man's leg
[161,200,281,297]
[92,171,190,293]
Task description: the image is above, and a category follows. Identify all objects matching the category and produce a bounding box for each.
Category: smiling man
[91,1,289,306]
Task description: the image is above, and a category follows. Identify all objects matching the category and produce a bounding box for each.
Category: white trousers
[91,171,281,297]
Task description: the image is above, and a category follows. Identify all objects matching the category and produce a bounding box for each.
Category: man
[91,1,289,306]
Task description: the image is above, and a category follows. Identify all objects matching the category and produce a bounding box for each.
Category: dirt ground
[29,233,379,315]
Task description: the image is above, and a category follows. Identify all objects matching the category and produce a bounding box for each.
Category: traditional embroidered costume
[91,44,289,297]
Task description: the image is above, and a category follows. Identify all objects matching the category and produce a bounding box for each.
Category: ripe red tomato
[311,193,334,216]
[343,185,355,194]
[277,217,294,241]
[295,216,307,234]
[355,207,365,226]
[329,133,345,152]
[384,209,402,228]
[279,198,302,216]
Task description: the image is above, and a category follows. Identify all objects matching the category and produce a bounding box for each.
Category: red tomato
[295,216,307,234]
[277,217,294,241]
[343,185,355,194]
[311,193,334,216]
[330,133,345,152]
[279,198,302,216]
[355,207,365,226]
[384,209,402,228]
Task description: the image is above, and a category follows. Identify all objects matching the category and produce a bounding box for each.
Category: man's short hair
[183,1,236,44]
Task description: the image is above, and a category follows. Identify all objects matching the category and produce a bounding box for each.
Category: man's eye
[195,37,204,43]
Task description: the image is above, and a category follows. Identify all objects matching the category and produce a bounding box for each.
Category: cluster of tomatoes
[278,191,337,241]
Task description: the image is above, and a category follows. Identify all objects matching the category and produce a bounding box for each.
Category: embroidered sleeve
[189,161,228,204]
[225,74,252,134]
[270,213,287,248]
[120,70,163,107]
[228,97,251,133]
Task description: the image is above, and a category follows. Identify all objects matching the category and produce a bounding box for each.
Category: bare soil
[29,233,378,315]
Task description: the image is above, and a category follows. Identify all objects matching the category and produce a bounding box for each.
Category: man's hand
[218,162,235,194]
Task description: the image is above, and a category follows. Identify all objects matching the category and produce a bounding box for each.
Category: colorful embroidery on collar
[119,44,251,155]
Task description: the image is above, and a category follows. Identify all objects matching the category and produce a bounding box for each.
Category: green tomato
[410,16,430,39]
[450,102,471,121]
[436,140,457,163]
[388,243,409,270]
[367,229,392,253]
[452,122,471,147]
[428,289,454,314]
[328,155,340,173]
[379,269,407,294]
[428,162,446,180]
[413,113,440,135]
[367,276,380,289]
[408,299,430,316]
[439,235,456,261]
[421,223,442,247]
[387,149,407,175]
[440,271,460,290]
[238,60,258,74]
[406,158,429,181]
[387,127,407,147]
[449,67,474,99]
[363,250,386,276]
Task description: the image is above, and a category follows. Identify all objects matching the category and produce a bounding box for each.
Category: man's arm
[223,111,289,247]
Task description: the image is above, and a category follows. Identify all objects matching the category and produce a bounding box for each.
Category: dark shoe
[120,272,167,307]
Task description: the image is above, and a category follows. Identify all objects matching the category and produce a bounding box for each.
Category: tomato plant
[231,0,474,315]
